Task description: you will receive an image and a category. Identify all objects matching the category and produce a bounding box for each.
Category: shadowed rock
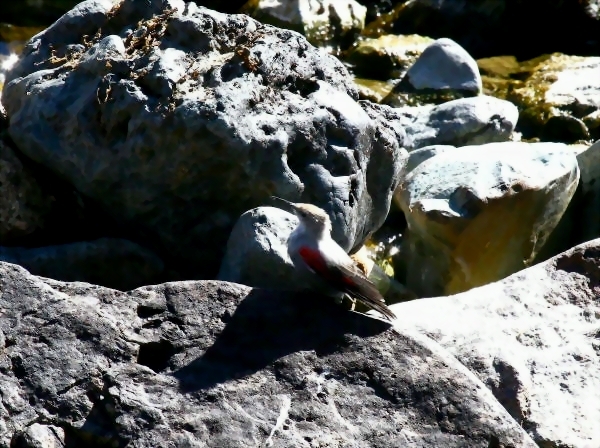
[0,262,534,447]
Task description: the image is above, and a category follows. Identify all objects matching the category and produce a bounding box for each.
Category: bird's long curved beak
[271,195,297,211]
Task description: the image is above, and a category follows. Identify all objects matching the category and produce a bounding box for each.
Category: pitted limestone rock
[2,0,406,277]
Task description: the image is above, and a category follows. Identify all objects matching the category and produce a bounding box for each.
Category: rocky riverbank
[0,0,598,446]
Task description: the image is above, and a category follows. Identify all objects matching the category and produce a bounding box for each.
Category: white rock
[404,37,482,94]
[395,96,519,150]
[391,239,600,448]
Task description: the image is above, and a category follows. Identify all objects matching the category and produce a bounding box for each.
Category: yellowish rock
[394,142,579,297]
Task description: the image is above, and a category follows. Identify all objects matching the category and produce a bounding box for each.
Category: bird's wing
[298,246,397,321]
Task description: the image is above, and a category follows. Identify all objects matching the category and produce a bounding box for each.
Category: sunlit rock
[505,54,600,143]
[383,37,482,107]
[391,238,600,447]
[2,0,404,278]
[242,0,366,54]
[345,34,433,80]
[394,141,579,297]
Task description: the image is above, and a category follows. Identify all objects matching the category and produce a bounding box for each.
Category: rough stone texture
[218,206,298,289]
[395,37,482,94]
[0,261,537,447]
[243,0,367,53]
[2,0,405,278]
[380,96,518,151]
[10,423,65,448]
[402,144,456,174]
[0,136,53,243]
[507,54,600,142]
[394,142,580,297]
[345,34,433,80]
[0,237,164,290]
[391,238,600,448]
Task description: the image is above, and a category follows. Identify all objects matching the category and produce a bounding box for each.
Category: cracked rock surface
[0,261,535,447]
[2,0,406,277]
[392,238,600,447]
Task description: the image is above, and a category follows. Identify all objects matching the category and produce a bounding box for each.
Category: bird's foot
[333,294,355,311]
[345,294,356,311]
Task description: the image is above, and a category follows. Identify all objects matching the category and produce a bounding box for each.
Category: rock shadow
[173,288,391,392]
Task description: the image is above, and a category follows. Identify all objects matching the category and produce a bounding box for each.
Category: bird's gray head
[272,197,332,236]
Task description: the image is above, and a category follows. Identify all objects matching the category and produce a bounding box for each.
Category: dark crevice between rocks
[487,435,501,448]
[137,339,178,373]
[554,247,600,289]
[0,133,141,248]
[349,177,359,208]
[136,303,166,319]
[0,134,173,289]
[326,142,358,177]
[61,390,128,448]
[9,355,28,382]
[533,180,586,265]
[285,135,312,186]
[488,359,529,425]
[286,77,321,97]
[140,319,164,329]
[219,59,245,83]
[366,375,398,404]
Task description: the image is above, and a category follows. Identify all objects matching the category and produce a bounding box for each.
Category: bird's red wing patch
[298,246,330,278]
[298,246,397,320]
[299,246,360,286]
[341,274,357,286]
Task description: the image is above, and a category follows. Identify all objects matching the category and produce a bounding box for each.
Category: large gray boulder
[218,206,298,289]
[400,38,482,94]
[382,37,482,106]
[391,238,600,447]
[2,0,406,277]
[0,261,536,447]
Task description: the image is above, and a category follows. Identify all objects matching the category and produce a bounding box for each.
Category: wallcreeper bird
[273,197,396,321]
